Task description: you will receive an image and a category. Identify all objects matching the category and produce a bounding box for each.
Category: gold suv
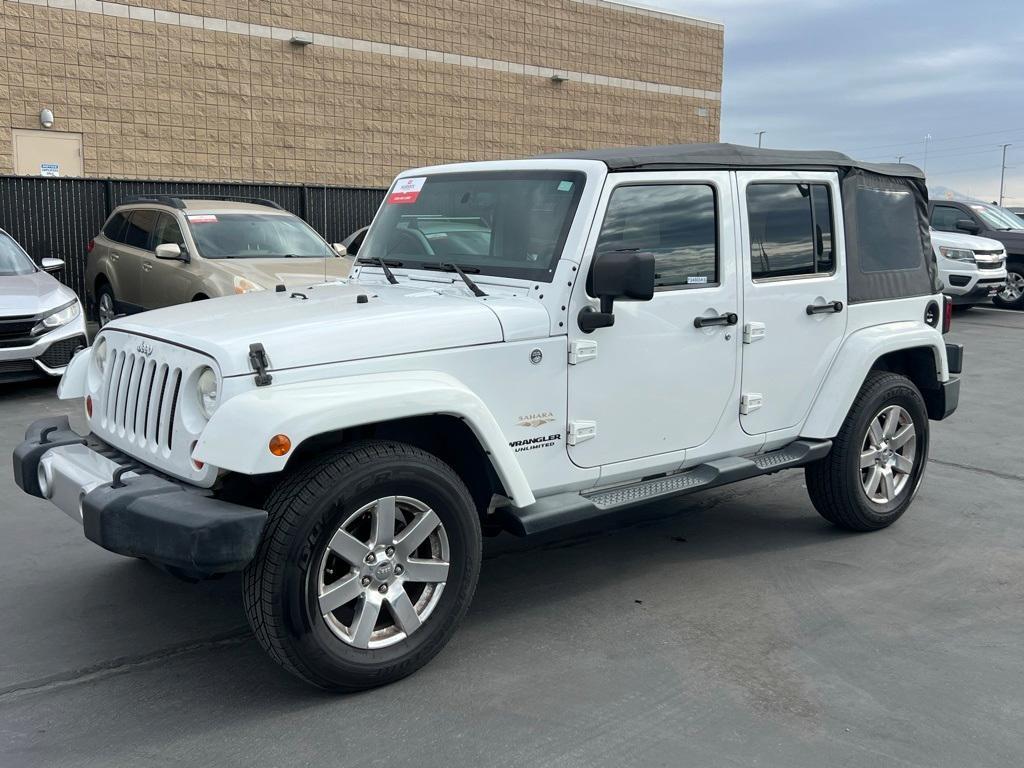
[85,196,352,326]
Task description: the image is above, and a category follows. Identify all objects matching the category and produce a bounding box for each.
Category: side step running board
[499,439,832,536]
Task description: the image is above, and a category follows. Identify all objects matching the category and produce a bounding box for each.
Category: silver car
[0,229,87,383]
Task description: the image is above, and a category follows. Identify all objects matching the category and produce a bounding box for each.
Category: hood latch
[248,343,273,387]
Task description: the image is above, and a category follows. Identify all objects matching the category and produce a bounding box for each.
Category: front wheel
[243,440,481,691]
[993,265,1024,310]
[96,283,116,327]
[805,372,929,531]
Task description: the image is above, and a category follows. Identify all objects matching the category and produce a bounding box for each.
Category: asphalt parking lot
[1,308,1022,768]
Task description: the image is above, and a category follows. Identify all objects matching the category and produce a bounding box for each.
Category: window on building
[102,211,129,243]
[747,183,834,280]
[931,205,967,232]
[123,210,158,251]
[153,214,186,250]
[594,184,718,289]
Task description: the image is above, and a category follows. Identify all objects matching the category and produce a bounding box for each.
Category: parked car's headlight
[233,276,265,294]
[939,246,975,264]
[32,300,81,335]
[197,367,219,418]
[93,336,108,374]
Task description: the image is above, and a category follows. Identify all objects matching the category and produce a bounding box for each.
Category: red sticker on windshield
[388,176,426,204]
[188,214,218,224]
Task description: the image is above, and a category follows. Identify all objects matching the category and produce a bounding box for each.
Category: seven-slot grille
[99,349,183,453]
[91,332,216,485]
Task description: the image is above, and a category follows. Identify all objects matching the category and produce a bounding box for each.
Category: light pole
[755,130,766,148]
[923,134,932,173]
[896,155,904,164]
[999,143,1011,206]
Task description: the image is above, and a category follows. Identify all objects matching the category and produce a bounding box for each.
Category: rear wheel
[243,440,481,691]
[993,265,1024,309]
[806,372,929,531]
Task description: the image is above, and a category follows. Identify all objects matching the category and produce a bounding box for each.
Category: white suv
[15,145,961,691]
[931,228,1007,306]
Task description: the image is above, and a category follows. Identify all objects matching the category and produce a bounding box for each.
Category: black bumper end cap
[13,415,87,497]
[82,475,267,577]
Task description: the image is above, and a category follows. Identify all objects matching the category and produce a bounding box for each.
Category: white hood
[103,281,551,376]
[930,229,1005,252]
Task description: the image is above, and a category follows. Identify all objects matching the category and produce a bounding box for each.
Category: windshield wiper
[423,262,487,297]
[356,257,401,284]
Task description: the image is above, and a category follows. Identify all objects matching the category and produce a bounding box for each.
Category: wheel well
[94,274,110,295]
[287,416,507,520]
[870,346,945,419]
[192,293,209,301]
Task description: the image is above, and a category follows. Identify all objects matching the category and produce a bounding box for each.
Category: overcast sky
[645,0,1024,205]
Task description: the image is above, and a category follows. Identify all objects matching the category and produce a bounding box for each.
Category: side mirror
[155,243,183,260]
[578,250,655,332]
[40,257,65,272]
[955,219,981,234]
[332,243,347,257]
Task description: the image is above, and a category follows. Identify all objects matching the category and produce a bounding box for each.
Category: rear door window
[123,210,159,251]
[747,183,834,280]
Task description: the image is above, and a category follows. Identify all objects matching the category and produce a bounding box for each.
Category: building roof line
[569,0,724,29]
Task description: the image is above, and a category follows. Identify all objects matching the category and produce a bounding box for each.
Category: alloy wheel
[997,271,1024,302]
[315,496,450,649]
[98,292,115,327]
[860,405,916,504]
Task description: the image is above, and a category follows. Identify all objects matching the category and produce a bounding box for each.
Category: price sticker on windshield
[188,214,218,224]
[388,176,426,204]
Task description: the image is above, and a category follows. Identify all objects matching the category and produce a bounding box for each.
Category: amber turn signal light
[269,434,292,456]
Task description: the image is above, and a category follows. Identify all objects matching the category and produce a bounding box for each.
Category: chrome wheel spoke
[370,496,397,547]
[402,558,449,583]
[319,574,363,615]
[386,587,421,635]
[893,454,914,475]
[864,465,882,497]
[881,407,900,439]
[881,467,896,500]
[890,423,916,449]
[395,508,440,558]
[327,528,370,567]
[860,449,878,469]
[349,596,382,648]
[868,419,884,448]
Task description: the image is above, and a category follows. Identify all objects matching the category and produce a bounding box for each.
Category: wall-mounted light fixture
[290,32,313,46]
[550,73,568,84]
[39,108,54,129]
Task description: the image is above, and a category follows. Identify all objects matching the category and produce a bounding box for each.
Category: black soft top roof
[539,143,923,180]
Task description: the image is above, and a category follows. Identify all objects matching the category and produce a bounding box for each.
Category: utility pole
[922,134,932,173]
[999,143,1011,206]
[755,130,766,148]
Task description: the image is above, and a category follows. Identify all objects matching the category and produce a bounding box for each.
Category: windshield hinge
[248,343,273,387]
[568,340,598,365]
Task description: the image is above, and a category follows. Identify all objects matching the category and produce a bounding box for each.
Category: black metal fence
[0,176,386,300]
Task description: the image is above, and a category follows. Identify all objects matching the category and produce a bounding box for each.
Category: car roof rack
[119,194,285,211]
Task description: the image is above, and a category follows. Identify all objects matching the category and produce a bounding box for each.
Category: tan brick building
[0,0,723,187]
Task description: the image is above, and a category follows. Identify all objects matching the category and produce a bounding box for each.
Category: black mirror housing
[955,218,980,234]
[578,250,656,332]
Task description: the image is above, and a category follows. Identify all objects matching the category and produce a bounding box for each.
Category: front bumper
[942,268,1007,305]
[0,312,88,382]
[13,416,267,577]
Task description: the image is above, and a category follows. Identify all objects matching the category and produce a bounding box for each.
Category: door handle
[805,301,844,315]
[142,262,153,271]
[693,312,738,328]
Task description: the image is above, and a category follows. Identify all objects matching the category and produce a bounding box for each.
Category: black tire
[805,371,929,532]
[242,440,481,691]
[95,282,116,327]
[992,264,1024,310]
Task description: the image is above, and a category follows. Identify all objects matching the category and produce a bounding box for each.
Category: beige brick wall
[0,0,722,187]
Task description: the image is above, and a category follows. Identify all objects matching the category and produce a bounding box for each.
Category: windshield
[359,171,586,280]
[186,213,334,259]
[0,231,36,276]
[969,204,1024,231]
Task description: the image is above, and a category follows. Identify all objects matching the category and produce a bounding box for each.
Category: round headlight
[197,367,219,419]
[93,337,108,374]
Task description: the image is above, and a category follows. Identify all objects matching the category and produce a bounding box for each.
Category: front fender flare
[802,322,947,439]
[194,370,535,506]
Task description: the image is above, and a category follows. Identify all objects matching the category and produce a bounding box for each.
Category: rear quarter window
[855,187,922,272]
[102,211,129,242]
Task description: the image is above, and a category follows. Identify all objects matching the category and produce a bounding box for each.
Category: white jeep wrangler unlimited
[14,144,962,691]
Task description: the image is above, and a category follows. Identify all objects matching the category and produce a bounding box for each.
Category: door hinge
[740,393,763,415]
[743,322,766,344]
[568,339,598,365]
[567,420,597,445]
